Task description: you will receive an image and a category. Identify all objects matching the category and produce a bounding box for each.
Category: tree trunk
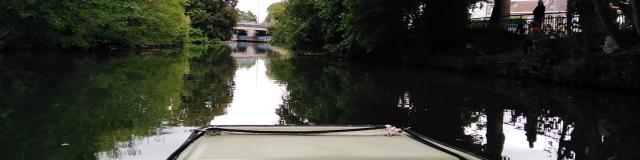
[590,0,618,38]
[631,0,640,37]
[489,0,511,31]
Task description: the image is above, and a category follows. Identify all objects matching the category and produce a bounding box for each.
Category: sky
[237,0,282,23]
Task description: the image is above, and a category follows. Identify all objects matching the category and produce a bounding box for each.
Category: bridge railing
[470,12,629,36]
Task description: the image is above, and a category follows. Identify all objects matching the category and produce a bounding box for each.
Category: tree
[186,0,238,40]
[631,0,640,37]
[237,10,257,22]
[418,0,475,50]
[489,0,511,31]
[271,0,480,57]
[265,2,286,24]
[270,0,325,51]
[0,0,191,49]
[590,0,619,38]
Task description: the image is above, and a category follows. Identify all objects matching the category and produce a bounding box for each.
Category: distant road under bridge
[232,23,271,43]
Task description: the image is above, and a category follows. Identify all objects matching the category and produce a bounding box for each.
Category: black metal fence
[470,12,630,37]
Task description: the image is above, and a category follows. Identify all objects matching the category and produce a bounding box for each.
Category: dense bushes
[0,0,191,49]
[0,0,238,49]
[186,0,238,41]
[269,0,478,58]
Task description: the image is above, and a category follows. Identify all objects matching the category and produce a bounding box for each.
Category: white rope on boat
[203,125,406,136]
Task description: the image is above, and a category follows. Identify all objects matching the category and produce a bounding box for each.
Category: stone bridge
[232,23,271,42]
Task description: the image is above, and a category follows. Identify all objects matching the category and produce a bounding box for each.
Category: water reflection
[464,110,569,160]
[0,49,193,160]
[2,43,640,160]
[0,45,239,160]
[96,127,193,160]
[268,58,640,160]
[179,45,235,126]
[208,42,285,125]
[397,91,415,110]
[227,42,274,57]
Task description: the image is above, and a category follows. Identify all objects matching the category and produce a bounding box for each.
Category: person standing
[532,0,546,29]
[525,0,546,54]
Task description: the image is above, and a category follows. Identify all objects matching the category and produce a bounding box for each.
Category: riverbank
[418,37,640,91]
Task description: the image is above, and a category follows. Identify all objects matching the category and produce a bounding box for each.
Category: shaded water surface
[1,43,639,160]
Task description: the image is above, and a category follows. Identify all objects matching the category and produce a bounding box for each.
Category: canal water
[1,42,639,160]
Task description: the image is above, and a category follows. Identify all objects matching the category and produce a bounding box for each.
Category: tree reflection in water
[269,57,640,160]
[178,45,236,126]
[2,44,640,160]
[0,45,236,160]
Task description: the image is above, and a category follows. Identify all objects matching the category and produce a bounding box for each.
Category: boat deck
[173,126,484,160]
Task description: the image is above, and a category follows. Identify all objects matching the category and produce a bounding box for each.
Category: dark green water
[1,42,639,160]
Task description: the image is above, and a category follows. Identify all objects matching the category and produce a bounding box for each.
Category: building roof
[511,0,567,14]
